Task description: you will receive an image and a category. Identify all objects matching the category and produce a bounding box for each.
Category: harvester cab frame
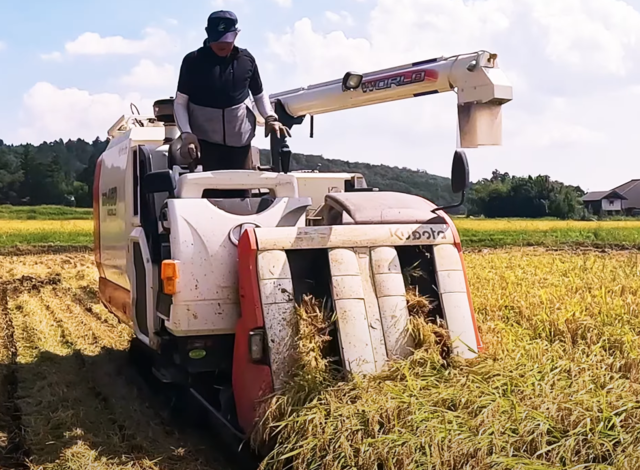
[93,49,512,452]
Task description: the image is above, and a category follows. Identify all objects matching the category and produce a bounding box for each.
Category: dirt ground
[0,253,228,470]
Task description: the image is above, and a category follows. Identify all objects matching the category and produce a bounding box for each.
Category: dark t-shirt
[177,45,265,109]
[176,44,265,146]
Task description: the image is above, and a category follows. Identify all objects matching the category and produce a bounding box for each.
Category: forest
[0,137,587,219]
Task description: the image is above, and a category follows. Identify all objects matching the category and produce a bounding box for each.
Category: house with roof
[582,179,640,216]
[582,190,627,215]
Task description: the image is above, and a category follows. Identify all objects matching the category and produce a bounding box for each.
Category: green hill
[259,149,457,206]
[0,138,456,208]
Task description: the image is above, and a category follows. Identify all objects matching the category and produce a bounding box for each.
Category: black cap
[206,10,239,43]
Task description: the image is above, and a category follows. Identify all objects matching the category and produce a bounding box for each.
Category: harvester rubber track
[127,338,262,470]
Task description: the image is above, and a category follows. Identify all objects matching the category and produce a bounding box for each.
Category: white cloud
[272,0,292,7]
[262,0,640,190]
[43,27,178,60]
[119,59,177,90]
[325,11,355,26]
[266,18,372,80]
[17,82,153,145]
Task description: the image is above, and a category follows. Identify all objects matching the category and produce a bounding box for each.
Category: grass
[454,218,640,249]
[253,249,640,469]
[0,205,93,220]
[2,204,640,250]
[4,215,640,251]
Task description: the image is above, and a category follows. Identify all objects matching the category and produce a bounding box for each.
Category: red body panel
[233,228,274,434]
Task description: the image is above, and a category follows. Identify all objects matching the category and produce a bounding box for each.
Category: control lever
[187,145,199,173]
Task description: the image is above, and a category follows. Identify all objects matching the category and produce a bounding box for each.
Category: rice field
[255,249,640,469]
[3,208,640,468]
[4,213,640,251]
[2,249,640,468]
[0,220,93,249]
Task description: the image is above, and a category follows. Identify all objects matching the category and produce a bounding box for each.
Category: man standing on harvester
[173,10,290,171]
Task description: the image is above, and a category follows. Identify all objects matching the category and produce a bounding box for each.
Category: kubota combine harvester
[93,50,512,453]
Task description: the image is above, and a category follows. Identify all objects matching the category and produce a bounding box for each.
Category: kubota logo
[362,69,439,93]
[391,227,446,242]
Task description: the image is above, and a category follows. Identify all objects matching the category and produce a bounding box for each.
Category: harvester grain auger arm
[255,50,513,172]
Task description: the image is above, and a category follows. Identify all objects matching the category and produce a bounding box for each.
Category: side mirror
[142,170,175,197]
[451,149,470,194]
[433,150,470,213]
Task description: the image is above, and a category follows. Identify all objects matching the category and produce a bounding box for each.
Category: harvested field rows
[0,254,226,470]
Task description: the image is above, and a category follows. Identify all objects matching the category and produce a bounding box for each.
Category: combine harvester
[93,50,512,458]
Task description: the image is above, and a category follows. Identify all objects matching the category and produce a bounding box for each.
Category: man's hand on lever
[179,132,201,172]
[265,116,291,139]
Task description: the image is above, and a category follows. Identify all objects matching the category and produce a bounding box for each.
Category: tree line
[0,138,106,208]
[0,137,587,219]
[466,170,587,219]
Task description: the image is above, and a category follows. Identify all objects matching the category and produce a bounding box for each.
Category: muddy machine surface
[93,50,513,451]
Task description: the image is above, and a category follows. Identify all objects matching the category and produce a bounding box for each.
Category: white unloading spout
[268,50,513,148]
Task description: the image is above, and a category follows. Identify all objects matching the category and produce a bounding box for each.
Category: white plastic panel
[257,250,296,391]
[164,198,306,336]
[176,170,299,198]
[436,270,468,294]
[371,247,412,359]
[439,293,478,357]
[328,248,377,374]
[354,248,388,371]
[255,224,454,251]
[432,244,478,358]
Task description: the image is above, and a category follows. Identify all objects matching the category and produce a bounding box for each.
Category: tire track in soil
[0,281,31,469]
[39,291,179,461]
[43,293,230,469]
[0,257,240,470]
[2,266,227,470]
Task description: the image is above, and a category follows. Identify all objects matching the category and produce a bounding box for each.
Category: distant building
[612,179,640,215]
[582,179,640,216]
[582,190,627,216]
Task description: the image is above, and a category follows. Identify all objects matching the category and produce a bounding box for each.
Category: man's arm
[175,54,193,133]
[248,55,291,139]
[248,60,277,120]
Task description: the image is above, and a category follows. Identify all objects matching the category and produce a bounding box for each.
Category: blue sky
[1,0,640,191]
[0,0,354,120]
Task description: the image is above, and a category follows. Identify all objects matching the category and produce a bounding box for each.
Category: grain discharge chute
[93,49,512,457]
